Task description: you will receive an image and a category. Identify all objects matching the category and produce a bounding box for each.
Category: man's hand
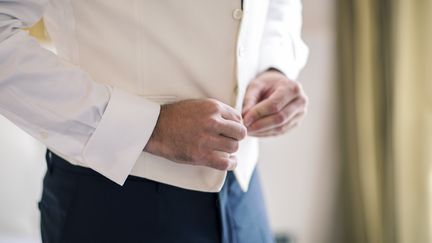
[242,70,308,137]
[144,99,247,171]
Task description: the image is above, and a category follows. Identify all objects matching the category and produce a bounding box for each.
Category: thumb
[242,82,262,116]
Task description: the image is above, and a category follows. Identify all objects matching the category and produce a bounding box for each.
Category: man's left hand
[242,70,308,137]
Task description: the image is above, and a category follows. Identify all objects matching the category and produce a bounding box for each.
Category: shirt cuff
[258,36,309,81]
[82,87,161,185]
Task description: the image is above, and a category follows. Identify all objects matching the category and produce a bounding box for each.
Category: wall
[0,119,45,242]
[258,0,339,242]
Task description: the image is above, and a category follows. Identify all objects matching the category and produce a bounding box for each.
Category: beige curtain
[337,0,432,242]
[394,1,432,242]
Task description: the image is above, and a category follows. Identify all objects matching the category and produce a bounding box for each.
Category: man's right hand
[144,99,247,171]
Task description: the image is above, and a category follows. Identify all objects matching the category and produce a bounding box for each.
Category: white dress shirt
[0,0,308,192]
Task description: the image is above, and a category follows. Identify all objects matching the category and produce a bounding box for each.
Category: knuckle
[205,98,217,104]
[291,82,301,95]
[207,117,220,130]
[240,127,247,139]
[201,153,215,166]
[274,113,286,124]
[205,98,222,112]
[236,126,247,140]
[214,103,224,113]
[250,109,261,119]
[214,158,230,171]
[299,95,308,107]
[228,141,239,153]
[268,101,281,113]
[277,126,286,133]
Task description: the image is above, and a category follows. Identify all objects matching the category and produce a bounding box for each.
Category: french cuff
[82,88,160,185]
[258,36,309,81]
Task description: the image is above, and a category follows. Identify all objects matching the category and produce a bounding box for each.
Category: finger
[248,112,304,137]
[208,151,238,171]
[210,136,239,154]
[243,87,299,127]
[248,130,278,137]
[248,97,306,133]
[216,119,247,141]
[242,81,263,116]
[220,103,242,123]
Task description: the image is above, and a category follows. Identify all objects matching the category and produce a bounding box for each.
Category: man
[0,0,308,242]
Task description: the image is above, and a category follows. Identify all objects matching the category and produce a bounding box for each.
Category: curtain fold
[337,0,394,242]
[337,0,432,242]
[393,1,432,242]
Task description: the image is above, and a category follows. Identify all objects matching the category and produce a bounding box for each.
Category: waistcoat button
[232,9,243,20]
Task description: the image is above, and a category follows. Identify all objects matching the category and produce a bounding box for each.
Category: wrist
[143,105,167,155]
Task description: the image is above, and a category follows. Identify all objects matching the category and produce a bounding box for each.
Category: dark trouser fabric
[39,150,274,243]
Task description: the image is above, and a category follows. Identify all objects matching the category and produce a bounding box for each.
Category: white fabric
[0,0,308,192]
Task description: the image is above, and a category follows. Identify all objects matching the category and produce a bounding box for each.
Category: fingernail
[228,163,237,171]
[227,162,237,171]
[244,117,253,127]
[247,126,256,133]
[242,107,249,115]
[228,156,238,170]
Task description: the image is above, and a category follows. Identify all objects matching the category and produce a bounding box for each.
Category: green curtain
[337,0,432,242]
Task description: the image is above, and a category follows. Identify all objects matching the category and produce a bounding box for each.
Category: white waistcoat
[0,0,307,192]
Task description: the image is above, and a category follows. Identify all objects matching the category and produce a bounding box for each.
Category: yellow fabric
[28,20,50,43]
[394,1,432,242]
[338,0,432,242]
[337,0,388,242]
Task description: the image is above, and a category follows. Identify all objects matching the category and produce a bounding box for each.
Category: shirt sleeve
[0,0,161,185]
[258,0,309,80]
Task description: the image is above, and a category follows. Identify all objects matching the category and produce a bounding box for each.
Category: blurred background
[1,0,431,243]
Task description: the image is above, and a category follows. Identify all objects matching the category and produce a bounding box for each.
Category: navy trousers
[39,150,274,243]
